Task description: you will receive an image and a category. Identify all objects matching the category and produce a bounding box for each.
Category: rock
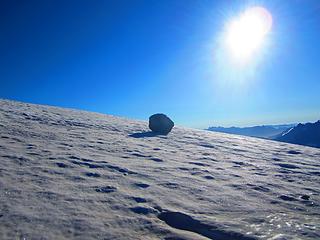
[149,113,174,135]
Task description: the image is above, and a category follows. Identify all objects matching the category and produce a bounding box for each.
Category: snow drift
[0,99,319,240]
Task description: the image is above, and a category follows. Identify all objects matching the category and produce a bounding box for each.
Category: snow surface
[0,99,319,240]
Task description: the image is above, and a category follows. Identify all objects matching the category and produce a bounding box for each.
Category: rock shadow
[129,131,163,138]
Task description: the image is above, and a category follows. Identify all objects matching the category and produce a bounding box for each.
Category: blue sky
[1,0,319,128]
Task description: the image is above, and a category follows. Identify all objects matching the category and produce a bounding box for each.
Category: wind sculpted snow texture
[0,100,319,240]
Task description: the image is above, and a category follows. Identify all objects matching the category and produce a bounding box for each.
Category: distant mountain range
[276,120,320,148]
[207,121,320,148]
[207,124,296,139]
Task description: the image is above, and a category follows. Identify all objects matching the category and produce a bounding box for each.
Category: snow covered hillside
[0,99,319,240]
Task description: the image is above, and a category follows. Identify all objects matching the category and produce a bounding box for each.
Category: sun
[225,6,272,62]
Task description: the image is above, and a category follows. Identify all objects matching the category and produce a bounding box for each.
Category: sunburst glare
[224,6,272,62]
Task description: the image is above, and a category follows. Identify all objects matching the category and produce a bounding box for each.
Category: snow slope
[0,99,319,240]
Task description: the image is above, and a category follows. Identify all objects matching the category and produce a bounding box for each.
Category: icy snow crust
[0,99,319,240]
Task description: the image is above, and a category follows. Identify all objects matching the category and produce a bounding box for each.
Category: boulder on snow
[149,113,174,135]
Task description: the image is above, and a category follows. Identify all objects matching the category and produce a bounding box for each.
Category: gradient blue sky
[1,0,319,128]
